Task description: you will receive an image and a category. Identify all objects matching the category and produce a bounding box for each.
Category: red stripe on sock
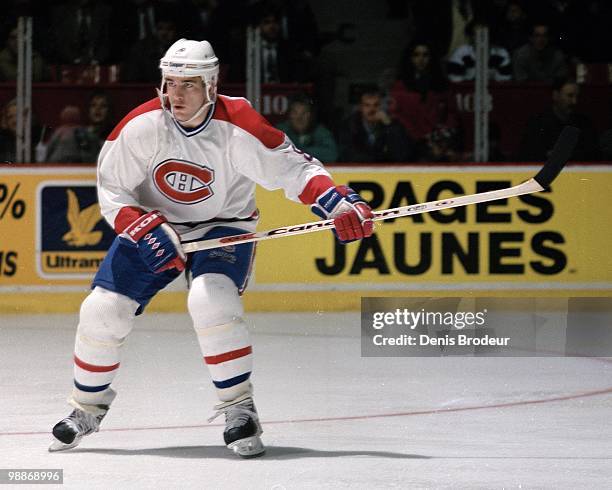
[204,346,252,365]
[74,355,120,373]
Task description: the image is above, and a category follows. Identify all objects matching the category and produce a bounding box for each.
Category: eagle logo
[62,189,103,247]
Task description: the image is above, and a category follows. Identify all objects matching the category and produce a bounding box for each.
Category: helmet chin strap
[175,98,213,124]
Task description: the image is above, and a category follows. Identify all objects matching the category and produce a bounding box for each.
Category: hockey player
[49,39,374,457]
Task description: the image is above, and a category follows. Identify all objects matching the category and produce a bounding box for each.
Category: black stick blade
[533,126,580,188]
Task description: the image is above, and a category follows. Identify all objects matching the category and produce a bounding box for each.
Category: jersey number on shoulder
[153,159,215,204]
[291,144,314,162]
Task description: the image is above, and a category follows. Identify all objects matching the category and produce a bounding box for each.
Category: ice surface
[1,312,611,489]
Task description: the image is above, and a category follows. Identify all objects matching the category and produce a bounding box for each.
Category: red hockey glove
[122,210,186,273]
[311,186,374,243]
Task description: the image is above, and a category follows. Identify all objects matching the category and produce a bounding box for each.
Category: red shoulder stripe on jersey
[107,98,161,141]
[213,95,285,149]
[298,174,336,204]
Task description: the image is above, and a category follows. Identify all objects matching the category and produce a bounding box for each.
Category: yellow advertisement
[0,165,610,295]
[0,168,114,286]
[254,166,611,292]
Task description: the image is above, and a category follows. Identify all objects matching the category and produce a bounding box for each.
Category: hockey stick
[182,126,579,253]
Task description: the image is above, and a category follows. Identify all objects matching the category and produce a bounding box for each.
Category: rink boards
[0,164,610,312]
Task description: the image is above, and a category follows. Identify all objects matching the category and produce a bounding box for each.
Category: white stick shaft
[182,178,544,253]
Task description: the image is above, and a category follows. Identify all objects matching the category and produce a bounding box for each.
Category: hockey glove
[122,210,186,273]
[311,186,374,243]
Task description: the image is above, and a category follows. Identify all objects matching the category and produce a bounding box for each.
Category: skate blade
[227,435,265,458]
[48,436,82,452]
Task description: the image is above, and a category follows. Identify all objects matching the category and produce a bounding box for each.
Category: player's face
[165,76,207,125]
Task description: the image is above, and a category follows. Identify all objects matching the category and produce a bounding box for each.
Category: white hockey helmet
[158,39,220,123]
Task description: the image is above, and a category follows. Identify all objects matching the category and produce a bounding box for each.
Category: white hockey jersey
[97,95,333,240]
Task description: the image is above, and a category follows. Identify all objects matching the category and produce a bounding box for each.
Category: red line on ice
[2,385,611,437]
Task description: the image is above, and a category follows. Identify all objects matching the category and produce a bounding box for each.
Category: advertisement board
[0,164,610,311]
[0,168,114,286]
[253,166,611,292]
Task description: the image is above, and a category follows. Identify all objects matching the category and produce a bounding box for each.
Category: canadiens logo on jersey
[153,159,215,204]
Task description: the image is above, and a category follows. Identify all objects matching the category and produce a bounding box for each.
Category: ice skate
[48,406,109,452]
[210,395,265,458]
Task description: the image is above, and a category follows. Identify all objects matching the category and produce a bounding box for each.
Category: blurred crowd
[1,0,612,163]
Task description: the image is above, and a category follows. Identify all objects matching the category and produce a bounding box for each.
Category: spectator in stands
[599,131,612,161]
[0,98,17,163]
[0,25,50,82]
[459,121,507,162]
[0,97,45,163]
[39,92,113,163]
[47,0,113,65]
[109,0,155,64]
[45,105,101,163]
[447,21,512,82]
[114,0,159,47]
[519,77,599,161]
[338,86,414,163]
[389,41,460,160]
[418,124,462,162]
[276,94,338,163]
[181,0,221,41]
[258,5,294,82]
[599,99,612,161]
[110,0,201,64]
[178,0,250,65]
[513,23,568,82]
[1,1,52,56]
[568,0,612,63]
[122,14,179,82]
[525,0,575,60]
[487,121,508,162]
[495,0,530,54]
[269,0,321,68]
[86,90,114,146]
[411,0,475,60]
[598,100,612,161]
[228,3,306,83]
